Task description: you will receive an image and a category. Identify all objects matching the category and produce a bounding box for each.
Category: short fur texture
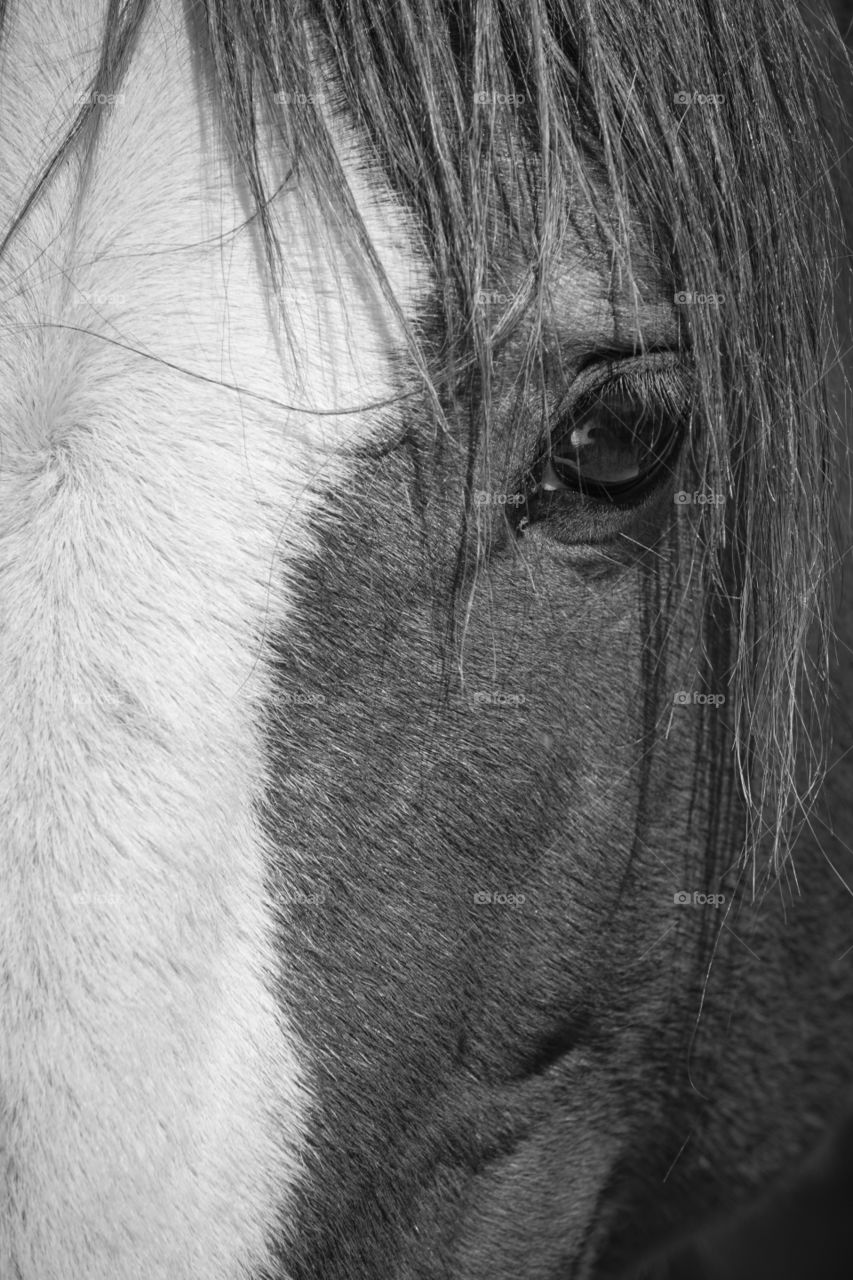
[0,1,426,1276]
[0,1,850,1278]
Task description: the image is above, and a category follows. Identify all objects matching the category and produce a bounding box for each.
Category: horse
[0,1,850,1277]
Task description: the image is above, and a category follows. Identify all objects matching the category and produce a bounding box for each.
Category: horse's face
[1,2,850,1279]
[271,225,704,1278]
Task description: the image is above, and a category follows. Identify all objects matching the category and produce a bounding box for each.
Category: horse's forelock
[290,0,845,881]
[2,0,846,881]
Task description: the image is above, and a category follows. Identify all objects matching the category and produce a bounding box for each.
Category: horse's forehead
[0,0,677,388]
[0,0,430,378]
[0,4,430,1279]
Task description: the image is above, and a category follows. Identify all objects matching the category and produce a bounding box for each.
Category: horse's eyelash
[562,362,692,429]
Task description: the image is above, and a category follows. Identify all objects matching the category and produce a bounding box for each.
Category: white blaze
[0,2,424,1277]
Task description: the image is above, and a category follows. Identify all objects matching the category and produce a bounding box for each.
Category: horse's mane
[0,0,849,880]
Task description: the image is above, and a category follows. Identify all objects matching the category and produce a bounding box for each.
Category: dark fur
[1,1,851,1277]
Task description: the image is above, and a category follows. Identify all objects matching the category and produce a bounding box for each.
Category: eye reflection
[537,371,687,503]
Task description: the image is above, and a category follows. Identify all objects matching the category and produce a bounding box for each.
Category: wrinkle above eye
[546,257,685,359]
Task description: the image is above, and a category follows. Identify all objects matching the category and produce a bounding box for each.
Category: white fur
[0,2,426,1277]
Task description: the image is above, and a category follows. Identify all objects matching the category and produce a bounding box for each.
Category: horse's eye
[536,368,687,505]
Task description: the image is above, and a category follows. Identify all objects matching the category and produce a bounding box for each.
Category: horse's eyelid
[562,362,692,428]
